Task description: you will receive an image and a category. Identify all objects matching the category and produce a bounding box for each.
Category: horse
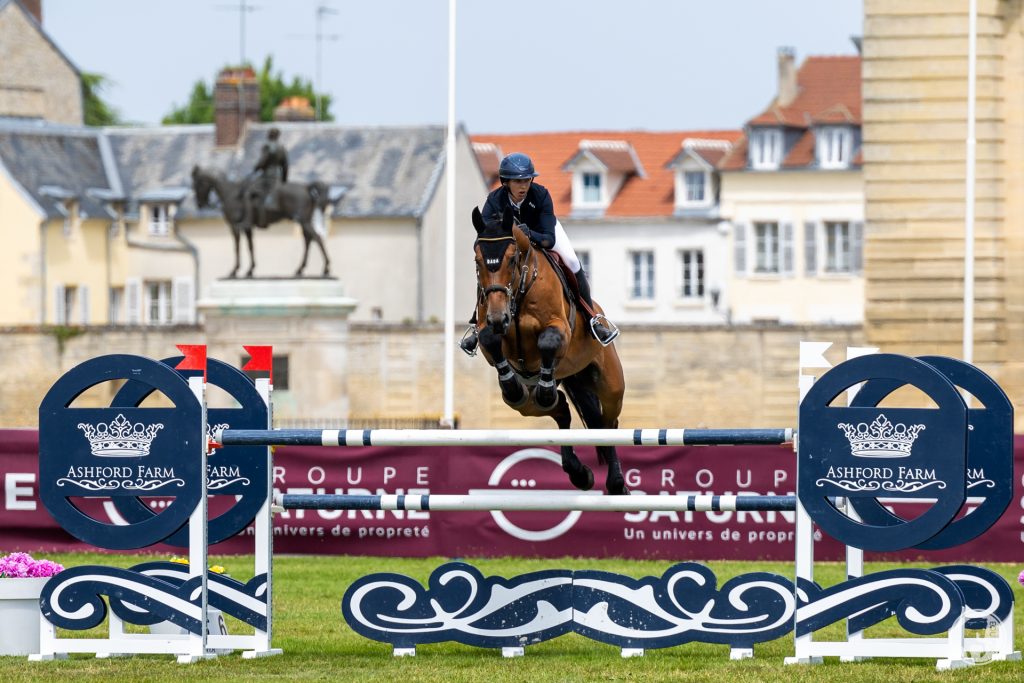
[191,165,332,279]
[470,206,628,495]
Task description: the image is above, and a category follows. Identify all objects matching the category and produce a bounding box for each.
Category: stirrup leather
[459,326,479,357]
[590,314,620,347]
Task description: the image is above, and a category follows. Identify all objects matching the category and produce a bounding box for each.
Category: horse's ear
[471,206,485,234]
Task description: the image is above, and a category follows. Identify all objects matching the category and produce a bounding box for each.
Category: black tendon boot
[459,309,479,356]
[575,269,619,345]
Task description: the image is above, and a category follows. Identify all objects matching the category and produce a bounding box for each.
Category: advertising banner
[2,429,1022,562]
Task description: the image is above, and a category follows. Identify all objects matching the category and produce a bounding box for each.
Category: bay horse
[191,165,332,278]
[471,206,628,495]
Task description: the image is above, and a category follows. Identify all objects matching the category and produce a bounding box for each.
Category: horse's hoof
[606,478,630,496]
[566,466,594,492]
[535,387,558,411]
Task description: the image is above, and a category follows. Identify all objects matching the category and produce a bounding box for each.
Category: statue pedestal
[198,278,358,424]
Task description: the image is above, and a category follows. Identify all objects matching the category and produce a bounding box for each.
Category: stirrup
[590,314,620,347]
[459,326,479,357]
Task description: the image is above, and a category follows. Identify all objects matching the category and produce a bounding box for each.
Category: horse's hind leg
[478,327,527,408]
[563,370,628,495]
[244,230,255,278]
[295,231,312,277]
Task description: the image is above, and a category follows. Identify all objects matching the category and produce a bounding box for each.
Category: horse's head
[471,206,529,336]
[191,165,214,208]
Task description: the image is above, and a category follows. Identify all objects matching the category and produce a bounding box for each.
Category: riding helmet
[498,152,538,180]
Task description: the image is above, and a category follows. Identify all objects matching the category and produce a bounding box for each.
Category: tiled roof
[0,120,448,220]
[471,130,741,218]
[472,141,503,185]
[563,140,645,177]
[725,55,862,171]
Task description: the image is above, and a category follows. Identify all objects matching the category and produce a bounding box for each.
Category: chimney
[214,67,261,147]
[776,46,798,108]
[19,0,42,24]
[273,96,316,122]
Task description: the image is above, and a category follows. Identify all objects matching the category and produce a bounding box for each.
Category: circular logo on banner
[109,356,269,547]
[471,449,597,541]
[38,355,204,550]
[798,353,968,552]
[848,356,1014,549]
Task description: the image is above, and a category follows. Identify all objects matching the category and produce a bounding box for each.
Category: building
[471,130,742,325]
[719,48,864,324]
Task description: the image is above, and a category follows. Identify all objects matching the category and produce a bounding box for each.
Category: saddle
[540,250,598,318]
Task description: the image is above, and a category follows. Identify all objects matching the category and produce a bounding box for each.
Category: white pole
[442,0,457,427]
[963,0,977,364]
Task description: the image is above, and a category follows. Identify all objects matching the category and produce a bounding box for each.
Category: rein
[475,234,539,372]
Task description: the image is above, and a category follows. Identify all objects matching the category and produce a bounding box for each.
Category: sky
[43,0,863,134]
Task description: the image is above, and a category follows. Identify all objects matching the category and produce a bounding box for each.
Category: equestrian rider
[247,127,289,221]
[461,152,619,354]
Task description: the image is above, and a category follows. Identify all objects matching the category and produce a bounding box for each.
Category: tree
[162,56,332,125]
[81,72,121,127]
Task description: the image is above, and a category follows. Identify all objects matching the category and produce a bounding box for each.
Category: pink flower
[1018,570,1024,587]
[0,552,64,578]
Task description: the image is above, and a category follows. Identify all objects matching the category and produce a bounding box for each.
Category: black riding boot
[459,310,479,355]
[575,268,619,345]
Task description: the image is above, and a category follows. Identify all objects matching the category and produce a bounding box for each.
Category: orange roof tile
[471,130,741,218]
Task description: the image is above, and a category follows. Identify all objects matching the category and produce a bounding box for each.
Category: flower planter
[0,577,49,656]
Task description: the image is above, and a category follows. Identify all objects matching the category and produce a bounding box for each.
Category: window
[679,249,704,298]
[149,205,170,236]
[817,127,853,169]
[109,287,124,325]
[750,128,783,169]
[582,172,602,203]
[145,280,172,324]
[629,250,654,299]
[825,221,852,272]
[242,354,290,390]
[577,250,591,276]
[754,222,781,273]
[55,285,76,324]
[684,171,706,203]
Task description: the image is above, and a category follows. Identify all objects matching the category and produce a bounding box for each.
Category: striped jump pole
[218,427,794,448]
[276,493,797,513]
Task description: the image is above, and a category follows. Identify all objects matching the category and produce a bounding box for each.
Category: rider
[461,152,619,354]
[246,127,289,223]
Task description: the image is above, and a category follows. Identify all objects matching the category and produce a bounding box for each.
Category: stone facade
[0,0,82,125]
[862,0,1024,427]
[1,324,864,430]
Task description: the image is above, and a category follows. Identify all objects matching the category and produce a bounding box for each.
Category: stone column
[198,278,357,424]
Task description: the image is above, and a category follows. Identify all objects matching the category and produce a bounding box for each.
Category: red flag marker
[175,344,207,382]
[242,345,273,385]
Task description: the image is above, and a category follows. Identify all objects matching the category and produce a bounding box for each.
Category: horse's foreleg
[479,328,526,408]
[535,326,564,410]
[549,396,593,492]
[228,229,241,278]
[245,230,255,278]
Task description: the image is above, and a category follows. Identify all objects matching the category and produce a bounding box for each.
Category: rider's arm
[527,188,556,249]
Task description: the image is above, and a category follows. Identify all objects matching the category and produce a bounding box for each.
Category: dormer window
[666,138,730,213]
[750,128,783,170]
[816,126,853,169]
[582,172,603,203]
[684,171,706,203]
[562,139,645,217]
[148,204,171,236]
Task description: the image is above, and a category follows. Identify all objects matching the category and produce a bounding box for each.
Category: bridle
[475,233,538,318]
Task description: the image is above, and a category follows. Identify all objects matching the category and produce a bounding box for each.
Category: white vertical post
[183,375,209,662]
[963,0,977,365]
[442,0,457,427]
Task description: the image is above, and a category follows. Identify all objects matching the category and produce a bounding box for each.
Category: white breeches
[551,220,581,273]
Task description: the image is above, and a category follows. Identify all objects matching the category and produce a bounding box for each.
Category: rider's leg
[552,221,618,344]
[459,308,480,355]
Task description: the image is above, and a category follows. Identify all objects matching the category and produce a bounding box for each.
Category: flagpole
[442,0,457,427]
[963,0,976,365]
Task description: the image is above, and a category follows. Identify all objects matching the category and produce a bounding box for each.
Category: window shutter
[852,221,864,274]
[804,222,817,276]
[173,276,195,324]
[781,223,794,276]
[125,278,142,325]
[79,285,90,325]
[733,223,746,276]
[54,284,65,325]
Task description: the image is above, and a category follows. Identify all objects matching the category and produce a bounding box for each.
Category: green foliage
[81,72,121,127]
[161,55,332,125]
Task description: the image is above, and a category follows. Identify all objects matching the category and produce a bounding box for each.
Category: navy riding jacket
[482,183,556,249]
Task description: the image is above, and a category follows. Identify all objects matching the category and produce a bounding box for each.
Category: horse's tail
[308,181,330,238]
